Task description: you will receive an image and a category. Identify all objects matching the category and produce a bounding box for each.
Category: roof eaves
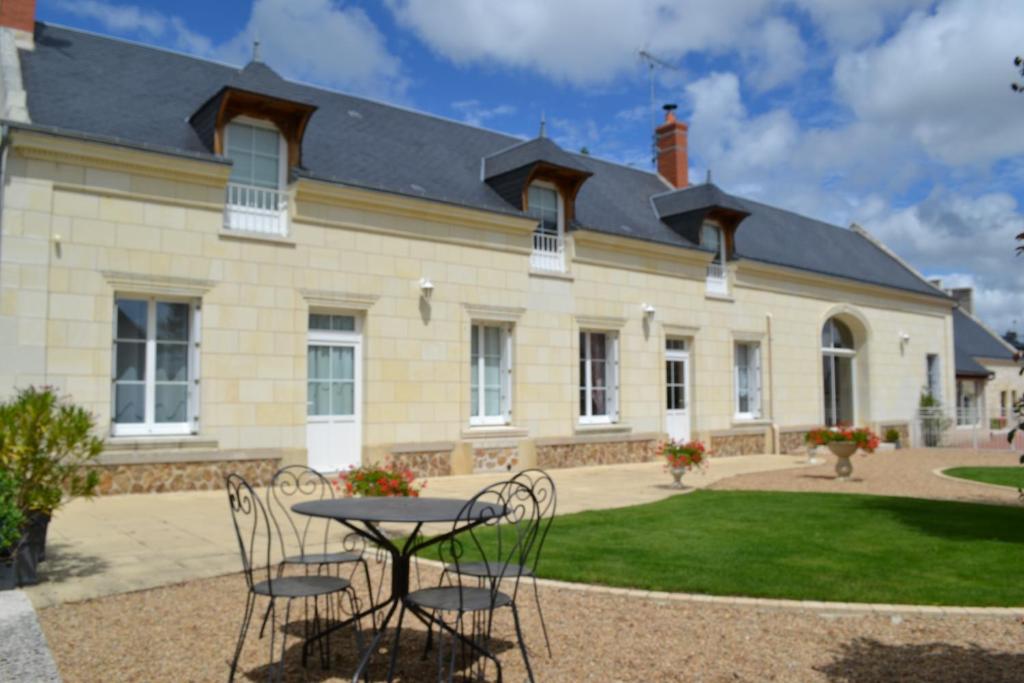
[850,223,952,300]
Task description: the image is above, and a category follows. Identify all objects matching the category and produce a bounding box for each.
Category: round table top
[292,497,502,524]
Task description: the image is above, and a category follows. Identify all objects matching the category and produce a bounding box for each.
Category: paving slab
[0,590,61,682]
[25,454,806,607]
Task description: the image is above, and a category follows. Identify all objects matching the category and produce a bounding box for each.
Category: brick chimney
[656,104,688,189]
[0,0,35,34]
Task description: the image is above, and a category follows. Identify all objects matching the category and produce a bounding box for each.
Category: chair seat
[445,561,533,579]
[282,550,363,565]
[253,575,350,598]
[406,586,512,612]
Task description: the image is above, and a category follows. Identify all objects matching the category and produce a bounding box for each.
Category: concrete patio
[26,454,807,608]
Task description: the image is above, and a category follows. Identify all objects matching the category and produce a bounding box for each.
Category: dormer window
[702,221,728,294]
[224,118,289,237]
[527,182,565,272]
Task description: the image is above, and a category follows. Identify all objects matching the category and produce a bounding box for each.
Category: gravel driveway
[712,448,1023,506]
[38,566,1024,683]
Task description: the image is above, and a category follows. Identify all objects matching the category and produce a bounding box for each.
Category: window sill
[574,422,632,436]
[104,435,218,452]
[705,291,734,302]
[731,417,771,427]
[529,268,574,281]
[461,425,529,440]
[219,228,297,247]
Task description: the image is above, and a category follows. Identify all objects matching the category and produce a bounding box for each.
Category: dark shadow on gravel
[817,637,1024,683]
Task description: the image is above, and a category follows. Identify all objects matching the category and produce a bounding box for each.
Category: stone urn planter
[669,467,688,489]
[827,441,858,480]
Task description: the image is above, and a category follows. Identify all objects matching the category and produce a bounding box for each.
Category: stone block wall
[384,449,452,479]
[709,430,765,456]
[473,446,519,473]
[779,428,811,454]
[536,437,657,470]
[91,457,279,495]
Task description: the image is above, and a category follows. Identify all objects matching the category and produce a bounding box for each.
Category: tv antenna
[638,49,682,167]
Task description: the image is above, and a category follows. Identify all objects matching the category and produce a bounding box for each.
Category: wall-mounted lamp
[419,277,434,300]
[641,303,656,318]
[899,331,910,344]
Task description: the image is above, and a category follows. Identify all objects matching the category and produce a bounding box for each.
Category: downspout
[766,312,777,453]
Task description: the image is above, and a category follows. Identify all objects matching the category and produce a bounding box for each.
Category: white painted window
[579,331,618,424]
[527,182,565,272]
[112,297,200,436]
[926,354,941,400]
[224,118,289,236]
[470,323,512,425]
[734,342,761,419]
[702,221,728,294]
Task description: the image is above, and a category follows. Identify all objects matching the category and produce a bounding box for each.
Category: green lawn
[944,467,1024,489]
[430,490,1024,606]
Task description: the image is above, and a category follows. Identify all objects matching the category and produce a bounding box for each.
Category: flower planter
[15,540,38,586]
[827,441,857,480]
[669,467,688,489]
[0,555,15,591]
[26,512,50,563]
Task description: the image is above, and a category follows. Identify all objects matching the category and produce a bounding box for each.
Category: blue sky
[39,0,1024,335]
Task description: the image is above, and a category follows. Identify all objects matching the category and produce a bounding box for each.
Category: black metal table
[292,497,501,680]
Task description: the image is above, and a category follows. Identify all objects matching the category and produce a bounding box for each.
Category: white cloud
[790,0,932,49]
[53,0,406,99]
[450,99,516,127]
[834,0,1024,166]
[53,0,212,53]
[741,16,808,91]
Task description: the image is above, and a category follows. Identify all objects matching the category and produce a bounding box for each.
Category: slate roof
[18,23,947,299]
[483,137,592,179]
[953,308,1016,377]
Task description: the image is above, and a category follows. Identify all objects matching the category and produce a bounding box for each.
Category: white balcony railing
[706,262,728,295]
[956,405,981,427]
[531,232,565,272]
[224,183,289,237]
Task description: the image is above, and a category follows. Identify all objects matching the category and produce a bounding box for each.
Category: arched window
[821,318,856,426]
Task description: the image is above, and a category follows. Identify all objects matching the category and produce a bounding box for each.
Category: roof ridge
[849,222,951,298]
[955,305,1019,358]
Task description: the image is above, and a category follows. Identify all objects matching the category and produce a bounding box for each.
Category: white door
[306,314,362,472]
[665,340,690,442]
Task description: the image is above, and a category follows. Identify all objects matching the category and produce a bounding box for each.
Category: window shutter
[191,302,202,434]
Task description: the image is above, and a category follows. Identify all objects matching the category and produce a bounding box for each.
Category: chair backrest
[511,469,556,573]
[225,473,273,592]
[265,465,364,562]
[440,480,539,610]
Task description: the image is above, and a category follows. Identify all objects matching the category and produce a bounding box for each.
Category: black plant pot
[0,555,15,591]
[14,539,38,586]
[26,512,50,563]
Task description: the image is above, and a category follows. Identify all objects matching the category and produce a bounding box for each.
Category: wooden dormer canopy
[189,62,317,169]
[482,137,593,223]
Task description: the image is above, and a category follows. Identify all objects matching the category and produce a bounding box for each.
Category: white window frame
[224,116,288,191]
[527,181,565,272]
[733,341,761,419]
[469,322,513,427]
[111,296,200,437]
[701,221,727,264]
[579,330,619,425]
[925,353,941,400]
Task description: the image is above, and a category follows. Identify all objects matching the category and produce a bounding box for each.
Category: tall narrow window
[821,317,855,426]
[925,354,941,399]
[734,342,761,419]
[527,182,564,272]
[1001,391,1008,419]
[113,297,198,436]
[470,324,511,425]
[224,119,288,236]
[701,222,725,263]
[579,331,618,423]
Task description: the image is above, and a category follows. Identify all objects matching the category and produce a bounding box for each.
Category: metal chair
[441,468,556,656]
[225,473,359,682]
[263,465,374,628]
[397,480,539,683]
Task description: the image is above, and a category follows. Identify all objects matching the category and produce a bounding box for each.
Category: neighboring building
[0,10,961,492]
[946,289,1022,431]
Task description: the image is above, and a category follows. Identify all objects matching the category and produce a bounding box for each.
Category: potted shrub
[0,386,104,564]
[804,427,879,481]
[884,428,902,449]
[659,439,708,488]
[334,463,426,497]
[0,468,27,590]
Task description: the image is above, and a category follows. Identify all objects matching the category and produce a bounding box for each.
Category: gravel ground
[712,448,1023,505]
[37,563,1024,683]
